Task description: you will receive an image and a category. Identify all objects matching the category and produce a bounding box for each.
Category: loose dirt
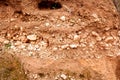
[0,0,120,80]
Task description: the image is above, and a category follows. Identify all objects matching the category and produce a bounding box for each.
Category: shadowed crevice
[38,0,62,10]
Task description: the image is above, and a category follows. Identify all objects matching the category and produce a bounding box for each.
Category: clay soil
[0,0,120,80]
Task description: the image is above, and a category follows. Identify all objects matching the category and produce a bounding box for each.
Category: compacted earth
[0,0,120,80]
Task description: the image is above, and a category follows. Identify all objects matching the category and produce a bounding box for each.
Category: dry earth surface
[0,0,120,80]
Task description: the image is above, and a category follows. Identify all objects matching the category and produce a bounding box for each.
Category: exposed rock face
[0,0,120,80]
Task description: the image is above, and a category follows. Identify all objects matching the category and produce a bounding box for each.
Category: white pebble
[60,16,66,21]
[27,34,37,41]
[27,44,34,50]
[10,18,16,21]
[53,47,58,51]
[39,41,48,48]
[70,44,78,49]
[105,37,113,42]
[74,34,80,40]
[45,22,50,27]
[4,40,9,44]
[35,45,39,49]
[91,13,99,21]
[60,74,67,79]
[61,44,69,49]
[14,41,22,46]
[91,31,99,37]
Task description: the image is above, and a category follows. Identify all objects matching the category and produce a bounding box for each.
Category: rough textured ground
[0,0,120,80]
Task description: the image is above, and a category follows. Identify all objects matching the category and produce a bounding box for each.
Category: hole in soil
[38,73,45,78]
[14,10,23,15]
[13,10,23,18]
[38,0,62,10]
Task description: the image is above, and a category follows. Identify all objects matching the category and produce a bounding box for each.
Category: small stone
[80,43,86,47]
[27,44,35,50]
[10,45,16,49]
[19,36,28,43]
[91,13,99,21]
[91,13,97,17]
[61,44,69,49]
[89,41,95,47]
[45,22,50,27]
[60,16,66,21]
[39,40,48,48]
[14,41,22,46]
[10,18,16,21]
[33,74,38,79]
[91,31,99,37]
[70,44,78,49]
[96,36,102,41]
[35,45,39,49]
[74,34,80,40]
[105,36,113,42]
[20,27,23,31]
[56,24,61,27]
[53,47,58,51]
[91,31,102,41]
[60,74,67,79]
[4,40,10,44]
[69,19,75,23]
[27,34,37,41]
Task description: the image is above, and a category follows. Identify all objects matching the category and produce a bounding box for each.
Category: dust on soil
[0,0,120,80]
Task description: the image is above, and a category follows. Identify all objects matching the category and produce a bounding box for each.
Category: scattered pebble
[53,47,58,51]
[27,44,36,51]
[56,24,61,27]
[80,43,86,47]
[10,18,16,21]
[96,36,102,41]
[39,41,48,48]
[33,74,38,79]
[105,36,113,42]
[60,74,67,80]
[19,35,28,42]
[91,13,99,21]
[4,40,10,44]
[91,31,99,37]
[45,22,50,27]
[69,44,78,49]
[14,41,22,46]
[27,34,37,41]
[61,44,69,49]
[60,16,66,21]
[73,34,80,40]
[35,45,39,49]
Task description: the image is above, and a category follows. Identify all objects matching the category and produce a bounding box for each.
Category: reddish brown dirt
[0,0,120,80]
